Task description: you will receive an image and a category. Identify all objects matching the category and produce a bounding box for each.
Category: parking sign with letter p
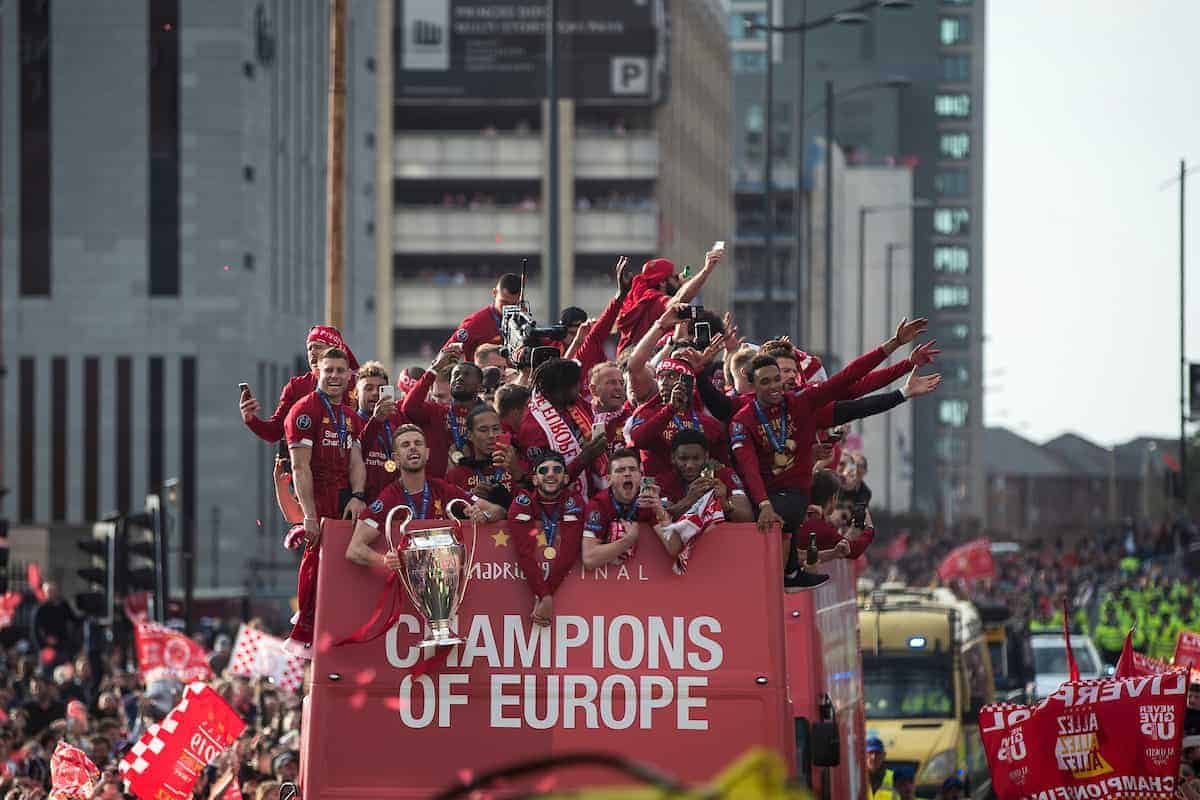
[611,56,650,96]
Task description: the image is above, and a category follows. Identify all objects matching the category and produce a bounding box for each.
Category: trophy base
[418,634,464,648]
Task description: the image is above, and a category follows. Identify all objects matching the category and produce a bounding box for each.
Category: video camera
[499,259,568,369]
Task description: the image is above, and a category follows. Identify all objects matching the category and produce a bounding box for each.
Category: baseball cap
[865,736,885,753]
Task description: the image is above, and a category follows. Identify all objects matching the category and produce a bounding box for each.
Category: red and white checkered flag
[229,625,305,693]
[119,683,244,800]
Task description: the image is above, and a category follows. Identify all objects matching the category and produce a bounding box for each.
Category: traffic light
[122,511,158,597]
[76,521,116,619]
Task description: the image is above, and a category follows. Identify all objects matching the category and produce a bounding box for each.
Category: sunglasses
[536,464,565,476]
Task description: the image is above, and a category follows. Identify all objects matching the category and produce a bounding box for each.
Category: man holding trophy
[345,424,504,572]
[507,452,586,627]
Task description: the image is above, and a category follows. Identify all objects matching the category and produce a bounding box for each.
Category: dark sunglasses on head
[536,464,565,475]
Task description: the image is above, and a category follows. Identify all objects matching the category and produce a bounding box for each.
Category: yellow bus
[858,585,995,799]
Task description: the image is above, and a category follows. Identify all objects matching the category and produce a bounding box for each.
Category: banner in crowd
[936,538,994,581]
[119,683,245,800]
[133,621,213,684]
[981,631,1187,800]
[1175,630,1200,669]
[49,740,99,800]
[229,625,305,693]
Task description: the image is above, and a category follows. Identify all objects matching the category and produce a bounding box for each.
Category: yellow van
[858,585,995,798]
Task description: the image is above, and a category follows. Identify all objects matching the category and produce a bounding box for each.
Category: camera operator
[518,358,608,496]
[445,273,523,362]
[402,346,482,478]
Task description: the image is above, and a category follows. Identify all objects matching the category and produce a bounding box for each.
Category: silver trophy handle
[383,504,414,553]
[444,498,478,610]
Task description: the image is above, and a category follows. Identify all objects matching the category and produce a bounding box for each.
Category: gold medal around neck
[543,546,557,560]
[450,449,464,465]
[774,452,791,467]
[384,459,398,473]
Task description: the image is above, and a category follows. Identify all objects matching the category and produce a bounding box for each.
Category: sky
[984,1,1200,446]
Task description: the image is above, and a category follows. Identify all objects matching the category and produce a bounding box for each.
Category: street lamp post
[747,0,912,343]
[884,241,908,511]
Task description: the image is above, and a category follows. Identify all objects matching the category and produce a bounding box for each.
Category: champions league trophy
[383,499,476,647]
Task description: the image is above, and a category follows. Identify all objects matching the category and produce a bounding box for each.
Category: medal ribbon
[671,410,702,433]
[447,408,467,451]
[541,504,561,548]
[752,399,788,454]
[610,489,638,521]
[402,481,432,520]
[318,390,347,449]
[356,411,393,458]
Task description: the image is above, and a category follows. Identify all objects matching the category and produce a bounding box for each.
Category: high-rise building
[1,1,379,592]
[727,0,986,522]
[385,0,733,367]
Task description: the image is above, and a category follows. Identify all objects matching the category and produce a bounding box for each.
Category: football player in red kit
[344,424,503,572]
[403,347,484,478]
[445,405,522,508]
[629,357,728,477]
[241,324,358,442]
[655,429,753,524]
[581,449,667,569]
[444,273,523,362]
[508,452,586,627]
[353,361,409,501]
[283,348,367,655]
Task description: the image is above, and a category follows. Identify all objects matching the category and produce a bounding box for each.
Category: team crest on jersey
[588,510,601,526]
[456,328,469,342]
[516,493,531,506]
[369,499,384,514]
[731,422,744,435]
[296,414,312,430]
[566,497,580,514]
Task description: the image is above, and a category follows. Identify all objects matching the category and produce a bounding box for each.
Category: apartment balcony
[393,208,656,256]
[575,209,657,254]
[394,208,541,254]
[394,132,658,181]
[394,281,520,330]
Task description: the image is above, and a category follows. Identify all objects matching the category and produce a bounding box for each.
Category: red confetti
[457,769,474,785]
[355,669,377,685]
[222,264,230,271]
[535,776,557,793]
[255,519,262,526]
[316,632,336,654]
[348,690,367,710]
[383,695,408,712]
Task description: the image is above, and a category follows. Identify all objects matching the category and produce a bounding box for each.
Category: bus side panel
[303,521,793,798]
[785,559,866,800]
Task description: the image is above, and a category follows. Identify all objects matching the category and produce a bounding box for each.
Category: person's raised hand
[669,381,690,411]
[704,248,724,270]
[432,345,462,373]
[701,334,726,366]
[910,339,940,367]
[372,398,397,420]
[240,396,261,424]
[615,255,634,297]
[903,366,942,398]
[835,539,852,558]
[657,303,685,330]
[892,316,929,346]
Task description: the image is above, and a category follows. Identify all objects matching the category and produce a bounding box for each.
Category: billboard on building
[395,0,666,105]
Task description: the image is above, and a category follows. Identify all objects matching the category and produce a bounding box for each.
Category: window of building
[935,169,969,196]
[942,0,973,5]
[941,361,970,389]
[933,209,970,237]
[934,435,967,462]
[733,51,766,74]
[933,322,971,347]
[745,104,764,133]
[939,132,970,159]
[939,399,969,427]
[730,12,766,40]
[940,16,970,45]
[934,245,969,273]
[933,283,970,309]
[941,54,970,82]
[935,94,971,118]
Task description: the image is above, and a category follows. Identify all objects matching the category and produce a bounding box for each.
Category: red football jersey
[284,391,365,518]
[507,489,585,598]
[400,371,474,479]
[360,477,471,531]
[627,397,728,477]
[444,305,503,362]
[357,410,410,500]
[652,466,746,505]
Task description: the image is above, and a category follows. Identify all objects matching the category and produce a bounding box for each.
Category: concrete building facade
[1,0,379,594]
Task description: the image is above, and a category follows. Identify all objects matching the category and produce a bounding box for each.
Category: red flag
[1174,630,1200,671]
[885,532,909,561]
[124,592,150,623]
[133,622,212,684]
[0,592,23,629]
[936,538,994,582]
[981,668,1187,799]
[49,740,99,800]
[119,684,245,800]
[28,563,45,601]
